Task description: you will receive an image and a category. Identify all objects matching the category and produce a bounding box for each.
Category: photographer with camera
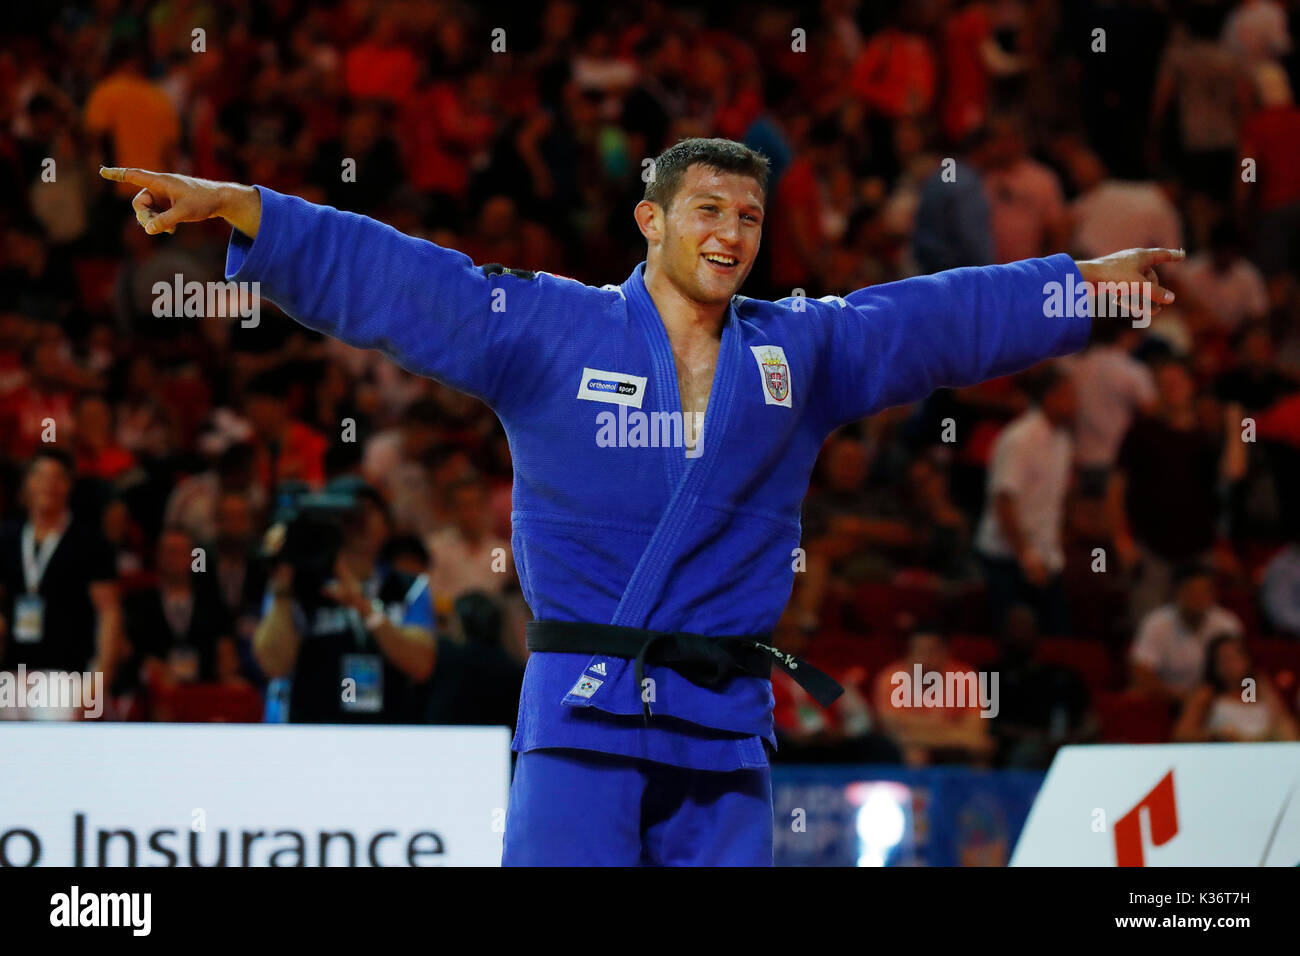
[253,482,435,723]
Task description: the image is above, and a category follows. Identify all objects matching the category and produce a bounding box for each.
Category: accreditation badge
[340,654,383,714]
[13,594,45,644]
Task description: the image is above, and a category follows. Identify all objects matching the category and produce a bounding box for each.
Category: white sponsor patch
[750,345,792,407]
[569,676,604,699]
[577,367,648,408]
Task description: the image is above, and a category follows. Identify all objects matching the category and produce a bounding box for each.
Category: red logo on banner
[1114,770,1179,866]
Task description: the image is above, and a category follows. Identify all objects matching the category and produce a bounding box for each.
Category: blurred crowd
[2,0,1300,765]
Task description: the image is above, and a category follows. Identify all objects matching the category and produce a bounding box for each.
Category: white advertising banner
[0,723,511,866]
[1011,742,1300,866]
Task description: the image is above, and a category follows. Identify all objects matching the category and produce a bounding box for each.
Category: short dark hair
[217,441,256,477]
[643,138,770,211]
[1020,364,1068,405]
[245,368,290,400]
[1152,354,1194,378]
[405,398,442,427]
[1231,320,1271,352]
[1174,560,1216,588]
[381,533,429,567]
[1204,632,1248,693]
[27,447,75,480]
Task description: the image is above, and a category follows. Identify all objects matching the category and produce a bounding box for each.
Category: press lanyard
[21,516,68,595]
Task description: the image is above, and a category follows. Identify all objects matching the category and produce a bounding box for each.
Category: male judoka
[102,137,1180,866]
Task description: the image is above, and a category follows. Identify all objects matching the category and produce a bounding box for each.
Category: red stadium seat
[806,633,904,677]
[150,683,265,723]
[1061,580,1129,645]
[1218,587,1261,635]
[74,258,118,313]
[949,634,999,668]
[1247,638,1300,708]
[949,584,989,634]
[850,580,944,635]
[1095,691,1173,744]
[1241,541,1286,580]
[815,592,850,638]
[1036,637,1115,695]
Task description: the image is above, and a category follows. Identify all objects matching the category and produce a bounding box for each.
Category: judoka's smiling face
[639,165,764,307]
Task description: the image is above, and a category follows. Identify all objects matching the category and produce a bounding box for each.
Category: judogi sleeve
[225,187,566,415]
[812,254,1092,431]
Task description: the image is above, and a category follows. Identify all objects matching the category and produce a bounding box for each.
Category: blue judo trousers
[225,188,1092,866]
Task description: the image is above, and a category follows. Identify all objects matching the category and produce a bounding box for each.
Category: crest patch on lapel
[750,345,792,407]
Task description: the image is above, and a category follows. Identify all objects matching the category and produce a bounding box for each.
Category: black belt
[526,620,844,723]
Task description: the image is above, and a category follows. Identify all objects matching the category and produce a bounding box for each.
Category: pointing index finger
[1141,247,1186,267]
[99,166,162,189]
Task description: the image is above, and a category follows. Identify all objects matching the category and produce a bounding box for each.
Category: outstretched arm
[98,167,575,415]
[812,247,1183,431]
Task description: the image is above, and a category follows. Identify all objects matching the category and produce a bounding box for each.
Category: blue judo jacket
[226,187,1092,770]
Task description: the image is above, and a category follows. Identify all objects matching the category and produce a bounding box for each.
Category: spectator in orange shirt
[84,40,180,191]
[872,627,995,767]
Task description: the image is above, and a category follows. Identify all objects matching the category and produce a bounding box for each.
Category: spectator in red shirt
[849,11,936,121]
[73,394,135,481]
[765,117,841,293]
[343,10,418,104]
[1257,389,1300,447]
[398,64,496,203]
[1237,62,1300,276]
[241,372,327,495]
[0,341,75,460]
[939,1,1027,144]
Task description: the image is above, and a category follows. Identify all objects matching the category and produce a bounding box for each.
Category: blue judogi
[226,188,1091,865]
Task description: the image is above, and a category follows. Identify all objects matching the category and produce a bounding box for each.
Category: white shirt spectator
[1222,0,1292,71]
[1071,181,1183,260]
[975,408,1072,572]
[1261,544,1300,637]
[362,429,437,538]
[1156,34,1247,152]
[1063,345,1157,468]
[1130,603,1244,695]
[1179,252,1269,331]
